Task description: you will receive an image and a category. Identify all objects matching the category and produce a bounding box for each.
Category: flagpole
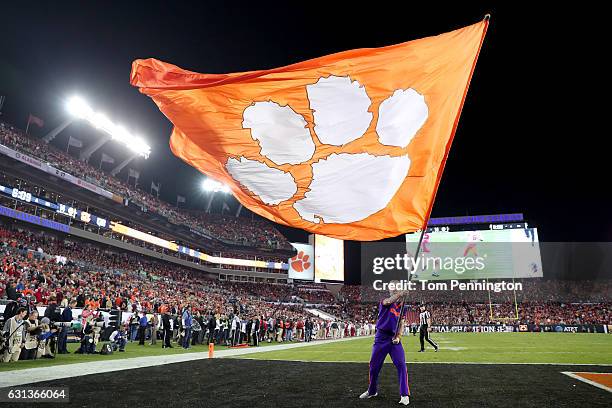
[25,116,31,135]
[391,12,491,339]
[393,225,427,338]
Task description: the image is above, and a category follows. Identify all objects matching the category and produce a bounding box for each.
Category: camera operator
[21,309,41,360]
[2,307,27,362]
[37,317,57,359]
[43,295,61,354]
[109,327,127,352]
[91,313,105,348]
[75,307,104,354]
[58,300,76,354]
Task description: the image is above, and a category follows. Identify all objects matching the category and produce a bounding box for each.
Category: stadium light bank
[202,178,230,213]
[202,178,230,193]
[66,96,151,158]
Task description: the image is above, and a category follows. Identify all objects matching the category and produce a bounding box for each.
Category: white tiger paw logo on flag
[131,18,488,240]
[227,75,428,224]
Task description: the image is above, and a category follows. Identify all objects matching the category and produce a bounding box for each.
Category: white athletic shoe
[399,395,410,405]
[359,391,377,399]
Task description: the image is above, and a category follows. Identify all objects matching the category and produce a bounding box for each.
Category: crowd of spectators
[0,121,290,250]
[187,212,288,249]
[1,224,374,363]
[0,225,327,310]
[1,236,211,313]
[1,220,610,327]
[0,181,289,273]
[0,220,610,328]
[421,301,610,326]
[339,279,612,304]
[0,215,610,365]
[339,280,611,326]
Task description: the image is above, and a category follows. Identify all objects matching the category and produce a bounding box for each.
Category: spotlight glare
[66,96,92,119]
[202,178,229,193]
[92,113,112,131]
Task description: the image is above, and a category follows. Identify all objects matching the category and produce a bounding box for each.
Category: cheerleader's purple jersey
[375,301,405,340]
[369,300,410,396]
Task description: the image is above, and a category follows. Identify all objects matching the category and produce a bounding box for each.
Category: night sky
[0,1,609,252]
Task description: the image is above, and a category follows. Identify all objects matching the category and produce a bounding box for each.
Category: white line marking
[561,371,612,393]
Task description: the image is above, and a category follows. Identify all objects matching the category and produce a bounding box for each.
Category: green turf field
[237,333,612,365]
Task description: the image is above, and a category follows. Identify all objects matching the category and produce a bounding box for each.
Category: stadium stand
[0,121,290,250]
[1,221,609,328]
[0,164,290,275]
[0,221,366,358]
[339,280,611,325]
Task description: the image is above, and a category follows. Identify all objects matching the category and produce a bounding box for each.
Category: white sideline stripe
[0,336,367,388]
[238,357,612,367]
[561,371,612,393]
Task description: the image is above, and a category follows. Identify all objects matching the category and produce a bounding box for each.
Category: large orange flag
[131,18,488,241]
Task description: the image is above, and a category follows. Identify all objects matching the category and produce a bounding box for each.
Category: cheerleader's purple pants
[367,334,410,397]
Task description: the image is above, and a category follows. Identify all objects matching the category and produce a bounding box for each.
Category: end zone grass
[236,333,612,365]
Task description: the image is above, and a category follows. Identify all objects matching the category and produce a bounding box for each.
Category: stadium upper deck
[0,120,291,252]
[0,121,297,279]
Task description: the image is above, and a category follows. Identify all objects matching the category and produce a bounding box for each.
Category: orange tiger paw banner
[131,18,488,241]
